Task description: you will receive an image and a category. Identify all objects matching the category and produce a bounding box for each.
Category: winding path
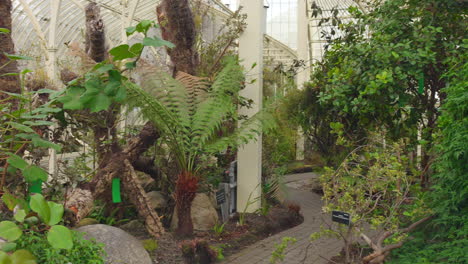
[222,173,343,264]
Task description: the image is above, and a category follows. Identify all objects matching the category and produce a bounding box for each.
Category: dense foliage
[294,0,466,170]
[299,0,467,262]
[389,46,468,264]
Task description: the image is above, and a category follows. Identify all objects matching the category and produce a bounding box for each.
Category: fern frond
[203,107,277,155]
[124,81,189,167]
[175,71,209,116]
[139,67,191,131]
[190,59,244,150]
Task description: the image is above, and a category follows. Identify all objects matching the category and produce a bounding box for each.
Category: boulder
[77,224,152,264]
[171,193,219,231]
[120,219,145,233]
[75,218,99,228]
[147,191,167,209]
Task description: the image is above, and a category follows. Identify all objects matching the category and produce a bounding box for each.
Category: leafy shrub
[0,193,105,264]
[15,230,105,264]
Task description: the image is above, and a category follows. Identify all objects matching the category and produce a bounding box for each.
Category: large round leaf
[22,165,48,183]
[47,202,64,226]
[10,250,36,264]
[29,194,50,224]
[0,221,22,242]
[13,210,26,223]
[0,251,12,264]
[47,225,73,250]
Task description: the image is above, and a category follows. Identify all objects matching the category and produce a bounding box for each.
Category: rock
[75,218,99,228]
[171,193,219,231]
[77,224,152,264]
[147,191,167,209]
[136,171,157,192]
[120,219,145,232]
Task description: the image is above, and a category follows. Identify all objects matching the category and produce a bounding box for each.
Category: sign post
[332,211,351,226]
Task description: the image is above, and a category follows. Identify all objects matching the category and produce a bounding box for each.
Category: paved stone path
[223,172,343,264]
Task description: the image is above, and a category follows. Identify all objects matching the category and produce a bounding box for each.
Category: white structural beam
[297,0,311,88]
[237,0,266,213]
[17,0,48,60]
[47,0,62,178]
[296,0,311,160]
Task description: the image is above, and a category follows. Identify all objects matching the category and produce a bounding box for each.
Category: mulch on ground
[129,203,304,264]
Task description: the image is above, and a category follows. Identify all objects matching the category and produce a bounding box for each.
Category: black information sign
[216,189,226,205]
[332,211,351,226]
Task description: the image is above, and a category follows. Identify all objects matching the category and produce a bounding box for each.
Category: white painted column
[237,0,266,213]
[47,0,62,178]
[296,0,310,161]
[297,0,311,88]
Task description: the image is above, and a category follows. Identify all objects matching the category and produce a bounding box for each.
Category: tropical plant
[212,221,226,237]
[0,193,73,251]
[269,237,296,264]
[389,44,468,264]
[311,135,431,264]
[125,57,274,236]
[0,30,62,193]
[308,0,466,183]
[1,192,105,263]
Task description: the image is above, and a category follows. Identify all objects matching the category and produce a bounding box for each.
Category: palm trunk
[175,171,198,236]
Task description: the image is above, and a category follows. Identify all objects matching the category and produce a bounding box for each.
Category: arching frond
[139,67,191,131]
[124,81,189,167]
[203,107,277,155]
[190,59,244,150]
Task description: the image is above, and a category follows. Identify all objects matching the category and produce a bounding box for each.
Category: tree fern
[125,58,274,173]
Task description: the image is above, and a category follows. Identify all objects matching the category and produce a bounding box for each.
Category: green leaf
[129,43,144,55]
[125,26,137,36]
[7,155,28,170]
[109,44,136,61]
[47,225,73,249]
[22,120,55,127]
[114,85,127,102]
[0,221,22,242]
[22,165,48,183]
[1,190,20,211]
[4,53,33,61]
[58,86,85,110]
[0,28,11,33]
[87,93,112,113]
[125,61,137,70]
[29,194,50,224]
[142,37,175,48]
[1,242,16,252]
[10,249,36,264]
[6,122,34,133]
[31,137,62,151]
[0,251,11,264]
[13,210,26,223]
[136,20,153,33]
[47,202,64,226]
[94,63,114,74]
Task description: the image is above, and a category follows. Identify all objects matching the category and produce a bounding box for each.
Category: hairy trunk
[66,122,165,236]
[156,0,199,75]
[175,171,198,237]
[85,3,106,62]
[122,159,164,237]
[156,0,200,237]
[0,0,20,102]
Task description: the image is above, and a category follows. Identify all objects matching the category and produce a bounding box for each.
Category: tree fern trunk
[0,0,20,102]
[156,0,201,237]
[156,0,199,75]
[175,171,198,237]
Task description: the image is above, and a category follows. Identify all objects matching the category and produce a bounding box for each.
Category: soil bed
[127,203,304,264]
